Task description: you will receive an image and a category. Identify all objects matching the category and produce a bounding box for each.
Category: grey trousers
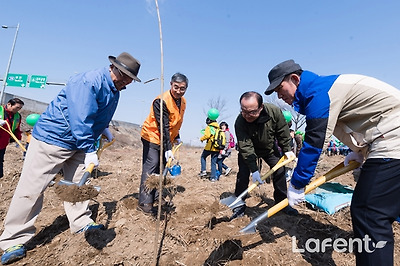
[139,138,164,205]
[0,137,94,250]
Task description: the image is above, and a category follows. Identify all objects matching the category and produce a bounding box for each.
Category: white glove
[165,150,174,161]
[84,151,99,168]
[344,151,364,167]
[102,128,114,142]
[251,171,264,184]
[220,150,226,155]
[287,182,305,207]
[285,151,296,160]
[0,119,6,126]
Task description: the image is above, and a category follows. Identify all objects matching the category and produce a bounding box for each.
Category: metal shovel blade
[58,179,101,192]
[220,155,295,210]
[57,163,97,188]
[239,160,360,234]
[240,199,288,234]
[220,196,245,208]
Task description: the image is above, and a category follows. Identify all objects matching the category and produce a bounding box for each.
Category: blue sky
[1,0,400,146]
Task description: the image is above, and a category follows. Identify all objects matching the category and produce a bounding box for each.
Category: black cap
[264,59,301,95]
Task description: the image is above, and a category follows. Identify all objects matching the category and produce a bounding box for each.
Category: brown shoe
[137,203,157,216]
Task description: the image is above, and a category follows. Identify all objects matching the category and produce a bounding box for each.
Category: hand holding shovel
[240,160,360,234]
[220,154,296,210]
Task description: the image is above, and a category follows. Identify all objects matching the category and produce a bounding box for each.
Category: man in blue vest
[0,98,24,178]
[265,59,400,265]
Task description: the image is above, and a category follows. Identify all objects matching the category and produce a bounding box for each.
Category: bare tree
[265,93,306,131]
[204,96,230,121]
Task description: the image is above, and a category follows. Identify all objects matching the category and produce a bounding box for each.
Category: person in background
[265,59,400,265]
[294,132,303,157]
[231,91,297,220]
[0,52,141,265]
[216,121,232,176]
[23,129,31,159]
[0,98,24,178]
[199,117,221,182]
[139,73,188,216]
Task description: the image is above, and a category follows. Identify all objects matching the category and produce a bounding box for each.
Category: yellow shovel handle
[166,142,183,168]
[0,123,26,152]
[267,160,360,218]
[246,155,296,194]
[96,136,115,158]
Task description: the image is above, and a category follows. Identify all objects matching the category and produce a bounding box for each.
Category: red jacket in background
[0,106,22,149]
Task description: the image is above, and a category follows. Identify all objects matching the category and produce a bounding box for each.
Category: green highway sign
[6,73,28,87]
[30,75,47,89]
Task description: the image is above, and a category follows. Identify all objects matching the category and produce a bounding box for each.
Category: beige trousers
[0,137,94,250]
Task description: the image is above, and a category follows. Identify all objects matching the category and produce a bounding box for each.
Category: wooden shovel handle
[0,122,26,152]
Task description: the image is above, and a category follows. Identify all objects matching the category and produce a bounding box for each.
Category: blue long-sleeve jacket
[32,67,119,153]
[291,71,339,188]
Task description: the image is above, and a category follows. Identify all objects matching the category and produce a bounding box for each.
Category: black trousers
[0,148,6,178]
[351,158,400,266]
[235,151,287,203]
[139,139,165,205]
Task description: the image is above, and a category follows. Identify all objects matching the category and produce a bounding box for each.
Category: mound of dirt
[0,117,399,265]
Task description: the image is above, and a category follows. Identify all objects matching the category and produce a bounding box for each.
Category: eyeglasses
[241,107,261,116]
[172,84,187,92]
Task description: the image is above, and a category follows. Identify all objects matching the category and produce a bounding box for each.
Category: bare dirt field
[0,115,399,265]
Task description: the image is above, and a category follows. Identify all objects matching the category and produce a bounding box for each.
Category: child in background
[216,122,233,176]
[199,117,220,182]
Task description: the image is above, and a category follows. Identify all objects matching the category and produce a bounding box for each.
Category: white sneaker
[199,171,207,177]
[224,168,232,176]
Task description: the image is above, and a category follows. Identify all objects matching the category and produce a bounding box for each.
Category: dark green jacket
[234,103,291,172]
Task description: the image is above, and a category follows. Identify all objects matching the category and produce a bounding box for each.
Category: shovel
[220,155,295,210]
[0,122,26,152]
[58,162,96,187]
[240,160,360,234]
[57,136,115,191]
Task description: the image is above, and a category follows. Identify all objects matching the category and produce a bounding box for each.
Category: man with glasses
[229,91,296,220]
[0,52,141,265]
[139,73,188,216]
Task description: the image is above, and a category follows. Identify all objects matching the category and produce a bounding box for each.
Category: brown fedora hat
[109,52,141,82]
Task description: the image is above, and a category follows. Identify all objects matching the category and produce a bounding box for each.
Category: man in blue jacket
[0,52,141,265]
[265,59,400,266]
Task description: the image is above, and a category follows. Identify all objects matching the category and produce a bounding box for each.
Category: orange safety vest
[0,106,20,133]
[141,91,186,145]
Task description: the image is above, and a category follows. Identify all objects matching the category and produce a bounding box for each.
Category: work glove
[84,151,99,169]
[344,151,364,168]
[287,182,305,207]
[285,151,296,160]
[0,119,6,126]
[165,150,174,161]
[102,128,114,142]
[251,171,264,184]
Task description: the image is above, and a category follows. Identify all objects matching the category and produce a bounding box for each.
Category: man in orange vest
[0,98,24,178]
[139,73,188,216]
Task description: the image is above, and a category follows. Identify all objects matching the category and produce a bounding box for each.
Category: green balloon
[207,108,219,120]
[282,110,292,123]
[26,113,40,126]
